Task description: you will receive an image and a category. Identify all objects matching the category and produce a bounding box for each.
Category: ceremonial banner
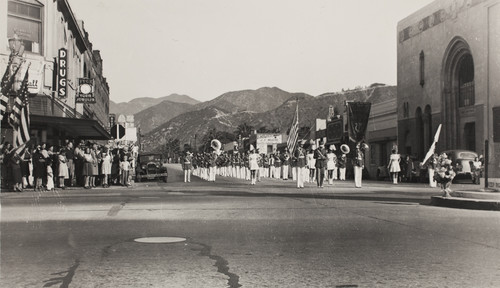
[347,102,371,143]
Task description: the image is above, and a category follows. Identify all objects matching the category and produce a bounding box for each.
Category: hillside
[134,100,194,134]
[141,86,396,152]
[193,87,301,113]
[110,94,199,115]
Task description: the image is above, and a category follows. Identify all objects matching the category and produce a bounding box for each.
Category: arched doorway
[442,37,476,150]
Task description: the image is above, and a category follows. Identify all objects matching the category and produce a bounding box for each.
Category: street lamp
[8,33,24,58]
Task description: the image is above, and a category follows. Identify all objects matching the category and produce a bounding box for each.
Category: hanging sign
[76,78,95,103]
[57,48,67,98]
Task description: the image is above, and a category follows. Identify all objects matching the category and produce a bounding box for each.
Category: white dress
[307,153,316,169]
[47,166,54,190]
[326,152,337,170]
[101,153,112,175]
[249,153,259,170]
[389,154,401,173]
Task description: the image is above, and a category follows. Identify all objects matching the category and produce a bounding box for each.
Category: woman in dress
[388,148,401,184]
[82,147,93,189]
[46,158,54,191]
[10,150,23,192]
[58,148,69,189]
[307,145,316,183]
[248,146,260,185]
[326,145,337,185]
[101,147,112,188]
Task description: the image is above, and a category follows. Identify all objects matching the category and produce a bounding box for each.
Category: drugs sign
[58,48,67,98]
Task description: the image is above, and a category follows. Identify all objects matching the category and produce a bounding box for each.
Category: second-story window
[419,51,425,87]
[7,0,43,55]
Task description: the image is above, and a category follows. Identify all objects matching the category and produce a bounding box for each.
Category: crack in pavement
[190,241,242,288]
[107,199,130,216]
[42,259,80,288]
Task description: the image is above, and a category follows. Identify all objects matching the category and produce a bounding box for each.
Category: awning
[30,115,111,140]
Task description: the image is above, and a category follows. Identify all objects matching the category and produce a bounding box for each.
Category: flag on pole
[422,124,442,164]
[10,67,31,154]
[9,66,29,131]
[0,61,22,121]
[286,99,299,153]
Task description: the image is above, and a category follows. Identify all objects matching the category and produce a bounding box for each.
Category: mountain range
[123,85,397,152]
[110,94,200,115]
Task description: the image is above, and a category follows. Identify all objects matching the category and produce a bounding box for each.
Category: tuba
[211,139,222,155]
[340,144,350,154]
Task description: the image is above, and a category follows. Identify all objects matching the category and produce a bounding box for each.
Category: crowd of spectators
[0,140,139,192]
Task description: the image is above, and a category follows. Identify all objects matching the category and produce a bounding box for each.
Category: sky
[68,0,435,103]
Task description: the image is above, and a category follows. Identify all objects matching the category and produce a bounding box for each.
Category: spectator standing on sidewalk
[388,148,401,184]
[57,148,69,189]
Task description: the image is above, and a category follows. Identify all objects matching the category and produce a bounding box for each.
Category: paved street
[1,164,500,288]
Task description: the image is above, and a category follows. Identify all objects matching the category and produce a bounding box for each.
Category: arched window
[419,51,425,87]
[458,54,474,107]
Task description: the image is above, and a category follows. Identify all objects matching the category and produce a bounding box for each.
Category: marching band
[183,138,369,189]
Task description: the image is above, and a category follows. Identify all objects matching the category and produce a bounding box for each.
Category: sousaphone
[340,144,350,154]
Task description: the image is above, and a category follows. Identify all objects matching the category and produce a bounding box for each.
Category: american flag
[10,67,31,152]
[0,62,21,121]
[286,100,299,153]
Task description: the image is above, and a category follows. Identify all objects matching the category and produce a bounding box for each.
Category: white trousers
[296,167,305,188]
[354,166,362,187]
[282,165,289,180]
[339,168,346,180]
[275,166,281,179]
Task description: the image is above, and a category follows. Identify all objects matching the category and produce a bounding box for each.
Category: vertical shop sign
[58,48,67,98]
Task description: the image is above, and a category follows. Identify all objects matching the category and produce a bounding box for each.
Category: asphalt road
[1,164,500,288]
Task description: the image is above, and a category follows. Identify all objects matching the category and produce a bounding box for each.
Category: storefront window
[7,1,43,55]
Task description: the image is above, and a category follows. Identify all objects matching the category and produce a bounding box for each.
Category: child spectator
[120,155,131,186]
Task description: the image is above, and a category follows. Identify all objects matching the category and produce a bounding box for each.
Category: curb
[430,196,500,211]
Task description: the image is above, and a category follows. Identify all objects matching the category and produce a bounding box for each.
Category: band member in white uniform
[354,143,368,188]
[274,151,282,179]
[307,145,316,183]
[282,148,290,180]
[182,151,193,183]
[295,140,306,188]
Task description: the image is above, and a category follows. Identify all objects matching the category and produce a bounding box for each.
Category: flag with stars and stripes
[0,61,21,121]
[10,67,31,152]
[286,100,299,153]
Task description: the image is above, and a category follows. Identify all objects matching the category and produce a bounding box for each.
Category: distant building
[397,0,500,177]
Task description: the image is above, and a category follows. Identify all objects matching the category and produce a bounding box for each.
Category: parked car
[442,149,478,182]
[135,153,168,182]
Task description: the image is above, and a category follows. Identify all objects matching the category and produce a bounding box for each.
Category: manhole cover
[134,237,186,244]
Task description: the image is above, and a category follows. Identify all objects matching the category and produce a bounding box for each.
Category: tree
[163,138,181,159]
[200,128,236,152]
[234,123,254,138]
[257,126,271,133]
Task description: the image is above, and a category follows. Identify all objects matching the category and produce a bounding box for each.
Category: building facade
[1,0,110,145]
[365,98,398,179]
[397,0,500,177]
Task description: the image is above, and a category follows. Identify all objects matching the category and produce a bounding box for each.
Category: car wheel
[163,176,168,183]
